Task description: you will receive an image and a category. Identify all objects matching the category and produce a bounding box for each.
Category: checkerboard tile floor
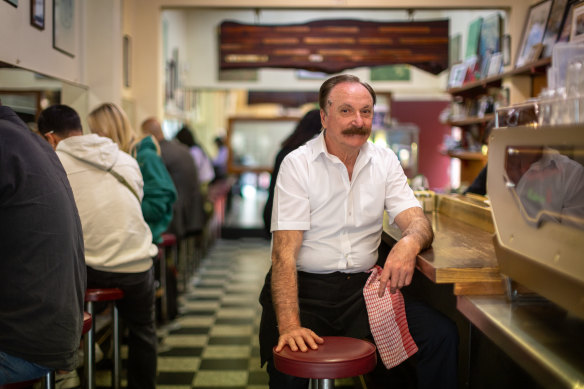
[157,238,271,389]
[94,237,361,388]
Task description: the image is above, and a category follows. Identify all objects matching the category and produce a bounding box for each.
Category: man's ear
[44,132,60,149]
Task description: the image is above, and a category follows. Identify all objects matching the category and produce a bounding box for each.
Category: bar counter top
[382,194,504,295]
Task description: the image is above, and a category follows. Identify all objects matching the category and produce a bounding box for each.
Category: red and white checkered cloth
[363,265,418,369]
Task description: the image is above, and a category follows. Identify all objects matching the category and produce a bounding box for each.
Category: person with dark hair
[262,109,322,236]
[176,125,215,185]
[259,74,458,389]
[0,104,86,385]
[38,104,159,389]
[212,135,228,181]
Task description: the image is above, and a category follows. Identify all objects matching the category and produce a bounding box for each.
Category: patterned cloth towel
[363,265,418,369]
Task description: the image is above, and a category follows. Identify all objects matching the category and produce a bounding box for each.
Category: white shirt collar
[307,130,374,165]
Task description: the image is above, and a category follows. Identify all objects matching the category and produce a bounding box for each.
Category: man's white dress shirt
[271,131,420,274]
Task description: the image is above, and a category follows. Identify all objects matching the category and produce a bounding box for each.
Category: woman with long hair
[88,103,176,244]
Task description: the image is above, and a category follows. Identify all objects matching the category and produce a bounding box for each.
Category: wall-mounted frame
[570,2,584,42]
[123,35,131,87]
[227,117,300,174]
[502,34,511,65]
[448,62,468,88]
[515,0,553,67]
[30,0,44,29]
[53,0,75,57]
[541,0,569,57]
[3,0,18,7]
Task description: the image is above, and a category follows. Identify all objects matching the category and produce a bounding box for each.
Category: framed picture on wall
[53,0,75,57]
[570,2,584,42]
[448,62,467,89]
[123,35,131,87]
[541,0,569,57]
[502,34,511,65]
[30,0,44,30]
[3,0,18,7]
[515,0,553,67]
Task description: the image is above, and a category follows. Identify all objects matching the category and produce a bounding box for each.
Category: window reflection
[504,145,584,230]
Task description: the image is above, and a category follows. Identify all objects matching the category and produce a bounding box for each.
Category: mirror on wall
[0,61,88,131]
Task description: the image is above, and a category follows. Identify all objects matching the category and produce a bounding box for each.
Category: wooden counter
[383,194,505,295]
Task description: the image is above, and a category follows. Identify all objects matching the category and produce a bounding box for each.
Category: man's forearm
[271,230,304,333]
[271,259,301,333]
[396,207,434,252]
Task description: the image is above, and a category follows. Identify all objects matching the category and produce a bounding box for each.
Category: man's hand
[378,207,433,297]
[275,325,324,352]
[378,236,418,296]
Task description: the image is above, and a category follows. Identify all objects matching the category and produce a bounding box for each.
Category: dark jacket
[0,106,87,370]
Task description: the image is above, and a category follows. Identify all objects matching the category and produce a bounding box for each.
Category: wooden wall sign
[219,19,449,75]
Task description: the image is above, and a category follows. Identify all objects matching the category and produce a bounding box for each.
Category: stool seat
[159,233,177,247]
[273,336,377,380]
[84,289,124,389]
[85,288,124,302]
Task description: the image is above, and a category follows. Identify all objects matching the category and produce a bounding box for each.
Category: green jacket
[136,136,177,244]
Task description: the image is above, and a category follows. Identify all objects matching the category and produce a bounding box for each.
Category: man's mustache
[342,127,369,136]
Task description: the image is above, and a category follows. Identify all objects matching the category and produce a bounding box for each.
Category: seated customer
[0,105,86,384]
[38,105,159,389]
[87,103,177,244]
[141,117,205,239]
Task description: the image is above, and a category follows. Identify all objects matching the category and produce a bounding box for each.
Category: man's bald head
[141,117,164,142]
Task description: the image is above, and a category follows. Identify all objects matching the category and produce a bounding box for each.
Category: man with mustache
[259,74,458,388]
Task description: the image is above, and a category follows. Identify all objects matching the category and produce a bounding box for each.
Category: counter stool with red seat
[0,312,92,389]
[84,288,124,389]
[157,233,177,323]
[273,336,377,389]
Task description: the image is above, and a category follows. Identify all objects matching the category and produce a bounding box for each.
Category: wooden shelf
[509,57,551,77]
[447,57,552,97]
[447,77,503,97]
[447,113,495,127]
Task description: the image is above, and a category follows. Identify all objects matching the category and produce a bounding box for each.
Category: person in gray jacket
[0,104,86,385]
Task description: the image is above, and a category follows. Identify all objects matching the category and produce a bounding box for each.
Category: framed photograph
[558,0,583,42]
[541,0,569,57]
[53,0,75,57]
[502,34,511,65]
[487,53,504,76]
[570,2,584,42]
[123,35,131,87]
[448,62,467,89]
[30,0,44,30]
[449,34,461,67]
[3,0,18,7]
[480,52,492,79]
[478,13,502,72]
[465,17,483,59]
[516,0,553,67]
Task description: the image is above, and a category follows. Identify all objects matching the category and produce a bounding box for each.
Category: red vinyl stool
[84,288,124,389]
[157,233,177,322]
[0,313,92,389]
[273,336,377,389]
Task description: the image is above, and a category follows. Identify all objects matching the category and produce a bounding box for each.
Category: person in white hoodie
[38,105,159,389]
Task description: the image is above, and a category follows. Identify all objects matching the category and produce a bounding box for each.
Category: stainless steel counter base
[457,295,584,389]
